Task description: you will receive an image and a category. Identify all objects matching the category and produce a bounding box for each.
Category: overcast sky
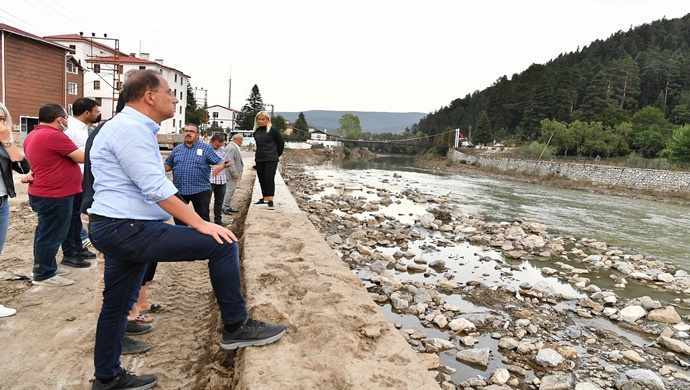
[1,1,688,114]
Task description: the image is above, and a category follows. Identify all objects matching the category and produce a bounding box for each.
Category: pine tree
[293,112,308,132]
[473,111,493,145]
[237,85,264,130]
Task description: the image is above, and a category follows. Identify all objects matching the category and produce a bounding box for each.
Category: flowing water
[293,155,690,383]
[308,155,690,269]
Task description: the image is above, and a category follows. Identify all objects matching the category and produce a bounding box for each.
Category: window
[180,91,183,100]
[93,64,101,73]
[118,65,124,74]
[174,74,178,82]
[68,82,78,95]
[172,119,176,128]
[69,44,76,50]
[67,104,73,115]
[94,80,101,90]
[116,81,122,90]
[179,106,182,114]
[66,60,78,74]
[139,66,146,70]
[95,98,102,106]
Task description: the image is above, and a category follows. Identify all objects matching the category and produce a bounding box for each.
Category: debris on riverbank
[281,149,690,390]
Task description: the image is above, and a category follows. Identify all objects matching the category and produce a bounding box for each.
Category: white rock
[619,305,647,323]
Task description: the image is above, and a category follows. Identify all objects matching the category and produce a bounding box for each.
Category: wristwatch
[2,141,11,147]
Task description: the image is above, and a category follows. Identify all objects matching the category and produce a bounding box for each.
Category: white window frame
[68,82,78,95]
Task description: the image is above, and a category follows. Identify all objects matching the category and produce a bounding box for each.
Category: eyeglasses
[183,129,198,134]
[151,89,175,97]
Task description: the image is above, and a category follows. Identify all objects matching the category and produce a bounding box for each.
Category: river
[290,154,690,385]
[303,155,690,270]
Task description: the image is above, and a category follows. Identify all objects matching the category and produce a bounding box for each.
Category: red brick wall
[1,31,66,125]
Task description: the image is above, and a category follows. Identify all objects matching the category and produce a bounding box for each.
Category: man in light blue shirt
[87,69,286,390]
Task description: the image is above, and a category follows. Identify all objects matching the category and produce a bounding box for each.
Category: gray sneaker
[91,369,157,390]
[220,317,286,350]
[32,275,74,287]
[121,336,152,355]
[126,321,153,336]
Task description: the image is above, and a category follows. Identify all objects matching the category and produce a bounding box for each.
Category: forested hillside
[415,13,690,160]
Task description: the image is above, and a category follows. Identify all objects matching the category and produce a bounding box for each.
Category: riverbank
[417,152,690,206]
[280,148,690,389]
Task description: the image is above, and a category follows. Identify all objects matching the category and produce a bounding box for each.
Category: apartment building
[45,34,189,134]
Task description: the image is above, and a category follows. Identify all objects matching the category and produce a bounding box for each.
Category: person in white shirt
[66,98,101,172]
[63,98,100,265]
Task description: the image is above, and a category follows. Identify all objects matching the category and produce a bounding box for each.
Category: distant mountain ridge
[276,110,426,134]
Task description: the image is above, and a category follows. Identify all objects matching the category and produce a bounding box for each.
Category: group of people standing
[0,69,288,390]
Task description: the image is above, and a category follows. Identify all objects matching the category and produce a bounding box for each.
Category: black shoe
[222,209,233,215]
[60,256,91,268]
[121,336,152,355]
[228,208,239,213]
[215,221,229,227]
[125,321,153,336]
[91,369,157,390]
[267,201,275,210]
[220,317,286,350]
[78,249,97,259]
[254,199,266,205]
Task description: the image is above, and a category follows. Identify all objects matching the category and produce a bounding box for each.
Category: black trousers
[173,190,211,226]
[256,161,278,198]
[210,184,227,224]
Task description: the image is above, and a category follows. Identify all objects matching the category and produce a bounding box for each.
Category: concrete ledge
[236,168,439,389]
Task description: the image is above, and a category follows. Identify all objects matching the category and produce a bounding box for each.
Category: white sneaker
[32,275,74,287]
[0,304,17,317]
[55,268,71,276]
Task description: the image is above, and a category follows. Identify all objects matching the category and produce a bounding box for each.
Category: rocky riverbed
[280,150,690,390]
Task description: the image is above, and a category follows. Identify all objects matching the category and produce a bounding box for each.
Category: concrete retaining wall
[450,150,690,193]
[236,166,439,389]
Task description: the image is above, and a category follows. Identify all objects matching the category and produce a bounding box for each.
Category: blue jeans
[0,195,9,254]
[89,219,247,380]
[28,194,74,281]
[61,192,84,256]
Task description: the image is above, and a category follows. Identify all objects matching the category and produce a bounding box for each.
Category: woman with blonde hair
[0,102,31,317]
[252,111,284,210]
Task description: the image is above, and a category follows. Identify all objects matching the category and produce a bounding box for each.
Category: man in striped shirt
[209,134,231,226]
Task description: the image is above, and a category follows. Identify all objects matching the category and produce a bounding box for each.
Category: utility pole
[228,78,232,108]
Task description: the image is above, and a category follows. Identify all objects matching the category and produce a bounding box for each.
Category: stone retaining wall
[450,150,690,193]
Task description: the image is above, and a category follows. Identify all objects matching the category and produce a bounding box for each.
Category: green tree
[272,115,287,131]
[473,110,493,145]
[629,106,675,157]
[663,124,690,162]
[293,112,308,132]
[337,113,363,139]
[237,85,264,130]
[185,85,207,129]
[540,119,576,156]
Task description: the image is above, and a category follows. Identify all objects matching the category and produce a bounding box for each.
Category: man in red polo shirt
[23,103,85,286]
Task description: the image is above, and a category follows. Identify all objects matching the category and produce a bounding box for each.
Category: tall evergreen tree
[473,111,493,145]
[293,112,309,132]
[237,85,264,130]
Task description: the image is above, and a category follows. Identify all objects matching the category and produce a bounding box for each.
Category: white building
[205,104,239,133]
[44,34,189,134]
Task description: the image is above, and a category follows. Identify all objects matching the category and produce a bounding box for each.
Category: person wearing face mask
[23,103,84,286]
[63,98,100,266]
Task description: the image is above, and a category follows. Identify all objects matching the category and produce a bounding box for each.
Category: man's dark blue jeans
[28,194,74,281]
[89,218,247,380]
